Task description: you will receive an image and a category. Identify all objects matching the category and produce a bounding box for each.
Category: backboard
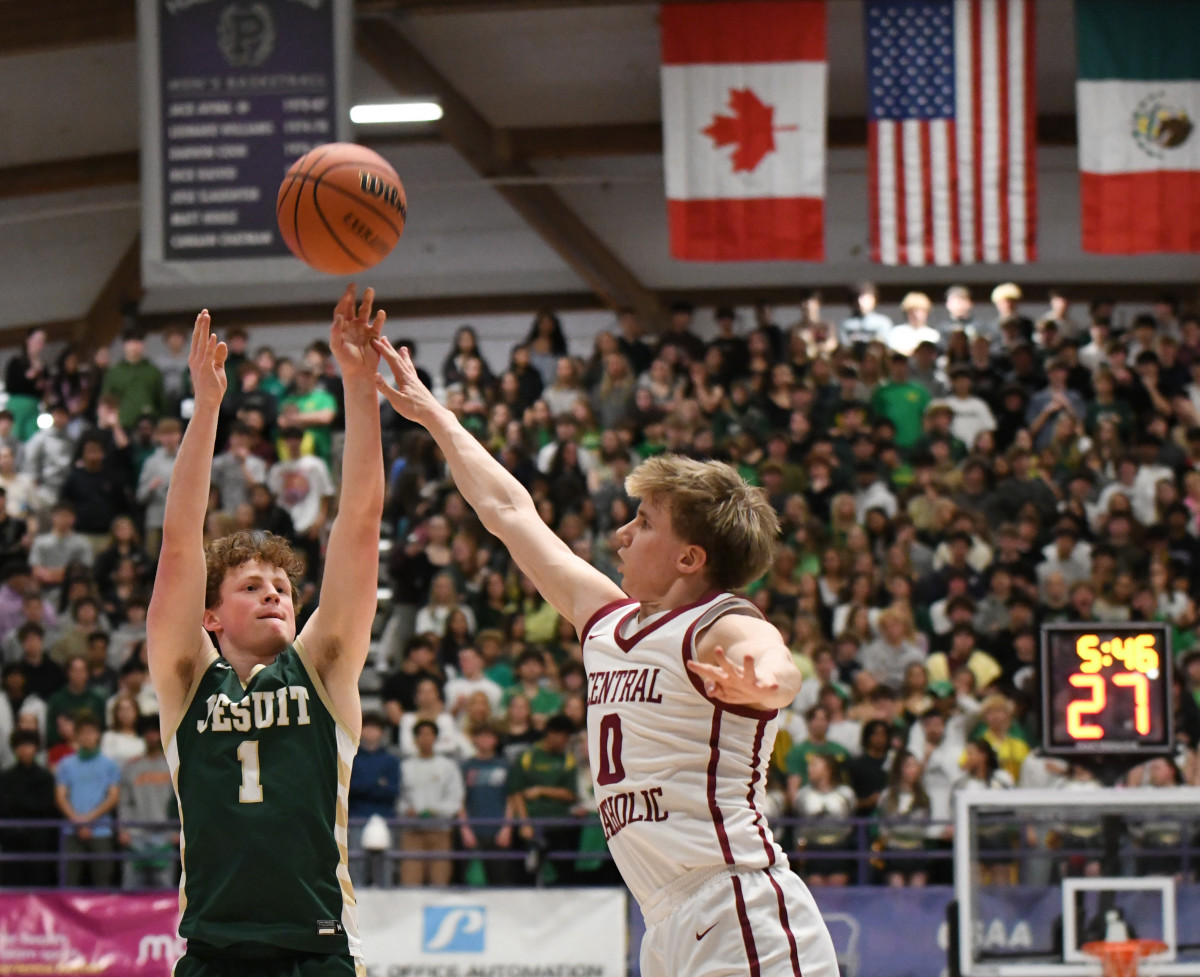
[954,788,1200,977]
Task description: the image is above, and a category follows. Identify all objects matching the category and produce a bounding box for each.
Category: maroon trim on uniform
[706,708,734,864]
[765,870,804,976]
[682,602,779,722]
[612,590,721,653]
[732,874,762,977]
[748,719,776,866]
[579,599,635,646]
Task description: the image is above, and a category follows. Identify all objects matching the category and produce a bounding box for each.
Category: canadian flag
[661,1,827,261]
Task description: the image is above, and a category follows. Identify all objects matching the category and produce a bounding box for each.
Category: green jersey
[167,640,360,959]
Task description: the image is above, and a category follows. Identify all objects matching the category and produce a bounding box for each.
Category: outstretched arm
[147,312,225,737]
[689,614,802,712]
[299,287,386,711]
[373,336,625,629]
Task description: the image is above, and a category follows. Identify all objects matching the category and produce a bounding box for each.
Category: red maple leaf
[701,88,796,173]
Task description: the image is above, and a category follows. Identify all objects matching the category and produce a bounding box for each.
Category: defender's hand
[687,647,780,707]
[373,336,442,425]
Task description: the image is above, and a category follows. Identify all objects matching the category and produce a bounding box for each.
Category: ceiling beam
[0,152,140,201]
[0,0,135,56]
[356,17,662,322]
[77,235,142,354]
[0,113,1080,200]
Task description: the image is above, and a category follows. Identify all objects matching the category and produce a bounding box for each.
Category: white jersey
[582,592,786,907]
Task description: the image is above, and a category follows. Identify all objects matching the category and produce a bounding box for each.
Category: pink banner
[0,893,181,976]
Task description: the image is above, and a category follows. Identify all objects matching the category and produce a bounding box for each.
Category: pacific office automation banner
[661,1,827,261]
[1076,0,1200,254]
[0,892,182,976]
[138,0,352,287]
[356,888,627,976]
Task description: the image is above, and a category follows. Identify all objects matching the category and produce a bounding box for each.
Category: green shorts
[174,950,364,977]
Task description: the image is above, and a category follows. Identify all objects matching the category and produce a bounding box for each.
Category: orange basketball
[276,143,406,275]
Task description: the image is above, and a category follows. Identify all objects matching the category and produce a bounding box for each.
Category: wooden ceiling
[0,0,1193,349]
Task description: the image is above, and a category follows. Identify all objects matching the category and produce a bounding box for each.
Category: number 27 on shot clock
[1040,623,1173,756]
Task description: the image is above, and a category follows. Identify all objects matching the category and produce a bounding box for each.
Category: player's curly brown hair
[204,530,304,609]
[624,454,780,592]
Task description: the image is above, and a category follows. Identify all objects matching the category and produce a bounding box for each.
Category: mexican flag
[1076,0,1200,253]
[661,1,827,261]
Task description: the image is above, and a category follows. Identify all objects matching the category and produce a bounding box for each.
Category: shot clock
[1040,622,1174,757]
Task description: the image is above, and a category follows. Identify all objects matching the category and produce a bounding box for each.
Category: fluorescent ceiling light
[350,102,443,124]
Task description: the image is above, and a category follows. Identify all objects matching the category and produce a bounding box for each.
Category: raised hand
[687,647,780,707]
[372,335,441,425]
[330,284,386,383]
[188,310,228,406]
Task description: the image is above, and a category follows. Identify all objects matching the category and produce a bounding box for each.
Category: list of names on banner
[157,1,341,262]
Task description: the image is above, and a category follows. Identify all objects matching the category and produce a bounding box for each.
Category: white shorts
[639,865,840,977]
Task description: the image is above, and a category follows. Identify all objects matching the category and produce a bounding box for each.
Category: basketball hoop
[1082,940,1169,977]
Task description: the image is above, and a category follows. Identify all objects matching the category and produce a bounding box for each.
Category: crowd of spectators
[2,282,1200,890]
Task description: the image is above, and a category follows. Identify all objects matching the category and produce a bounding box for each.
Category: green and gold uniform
[167,639,363,976]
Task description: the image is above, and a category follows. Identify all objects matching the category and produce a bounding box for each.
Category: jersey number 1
[237,740,264,803]
[596,714,626,785]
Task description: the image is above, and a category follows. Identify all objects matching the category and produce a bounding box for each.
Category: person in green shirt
[870,353,932,451]
[45,655,108,746]
[502,649,563,727]
[101,330,166,429]
[147,288,385,976]
[279,364,339,463]
[784,704,851,810]
[508,714,579,884]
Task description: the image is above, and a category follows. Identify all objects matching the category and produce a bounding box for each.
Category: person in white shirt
[413,572,476,640]
[1077,318,1113,373]
[936,365,997,451]
[398,720,466,886]
[210,422,268,514]
[99,694,145,766]
[853,464,898,522]
[840,282,894,349]
[397,676,472,761]
[1093,456,1160,530]
[820,685,863,758]
[266,429,336,537]
[888,293,941,356]
[1035,523,1093,598]
[374,336,838,977]
[443,645,502,718]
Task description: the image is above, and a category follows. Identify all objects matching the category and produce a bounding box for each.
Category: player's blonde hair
[204,530,304,609]
[624,455,780,591]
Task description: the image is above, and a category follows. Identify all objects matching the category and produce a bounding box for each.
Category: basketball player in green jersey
[147,286,385,977]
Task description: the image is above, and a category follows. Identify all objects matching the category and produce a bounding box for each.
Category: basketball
[276,143,406,275]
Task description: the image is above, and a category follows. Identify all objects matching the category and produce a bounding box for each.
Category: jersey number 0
[596,714,626,785]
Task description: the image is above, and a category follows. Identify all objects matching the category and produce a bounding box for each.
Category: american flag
[865,0,1036,266]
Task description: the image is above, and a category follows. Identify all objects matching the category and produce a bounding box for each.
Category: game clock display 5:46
[1040,622,1174,757]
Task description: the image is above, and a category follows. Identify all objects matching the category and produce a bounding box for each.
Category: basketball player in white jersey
[373,336,838,977]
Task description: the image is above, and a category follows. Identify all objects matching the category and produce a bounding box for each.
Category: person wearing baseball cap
[991,282,1035,349]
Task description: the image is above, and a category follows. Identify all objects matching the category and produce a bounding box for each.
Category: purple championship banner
[138,0,351,287]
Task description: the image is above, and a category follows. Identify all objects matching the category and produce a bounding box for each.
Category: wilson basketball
[276,143,406,275]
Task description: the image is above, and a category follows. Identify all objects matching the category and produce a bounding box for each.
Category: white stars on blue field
[866,1,956,121]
